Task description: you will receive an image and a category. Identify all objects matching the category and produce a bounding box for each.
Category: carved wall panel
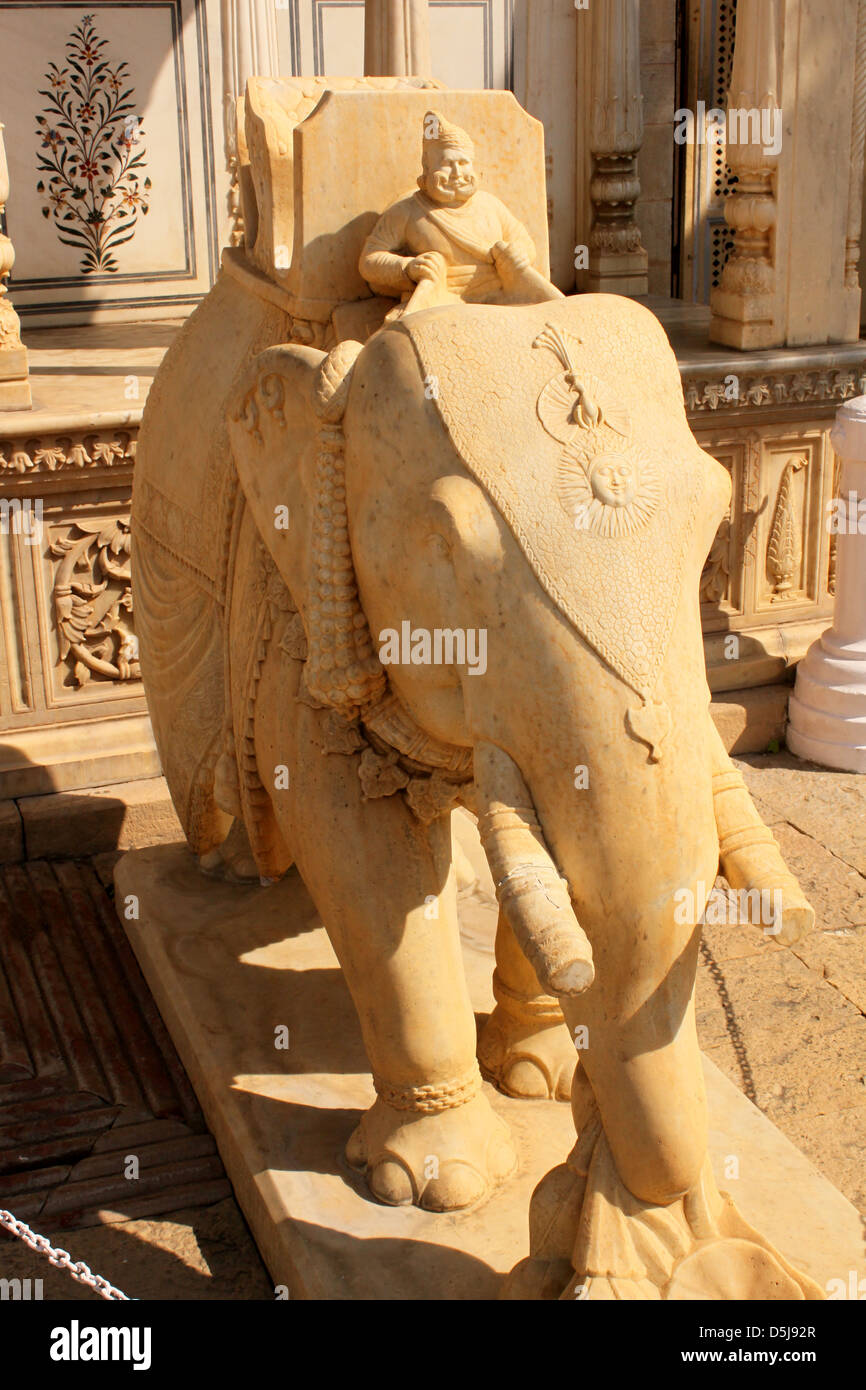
[0,427,154,798]
[755,438,826,612]
[699,440,746,622]
[693,414,836,692]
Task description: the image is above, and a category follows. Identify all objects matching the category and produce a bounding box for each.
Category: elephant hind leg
[198,819,261,882]
[478,908,576,1102]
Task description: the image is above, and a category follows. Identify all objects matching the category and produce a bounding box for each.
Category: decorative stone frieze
[0,430,136,475]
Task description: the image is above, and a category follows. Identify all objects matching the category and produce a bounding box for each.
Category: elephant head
[231,295,730,987]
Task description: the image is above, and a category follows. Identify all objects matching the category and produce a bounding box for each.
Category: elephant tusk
[474,740,595,998]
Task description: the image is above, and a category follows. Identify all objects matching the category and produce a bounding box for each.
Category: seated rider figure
[358,110,563,319]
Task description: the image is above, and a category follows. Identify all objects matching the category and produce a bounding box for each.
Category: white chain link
[0,1207,130,1301]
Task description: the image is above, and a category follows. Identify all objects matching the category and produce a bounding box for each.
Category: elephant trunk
[473,740,594,998]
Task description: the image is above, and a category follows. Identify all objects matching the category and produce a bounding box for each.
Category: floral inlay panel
[35,13,151,274]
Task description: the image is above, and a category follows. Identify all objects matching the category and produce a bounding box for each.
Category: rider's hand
[407,252,446,284]
[491,240,530,275]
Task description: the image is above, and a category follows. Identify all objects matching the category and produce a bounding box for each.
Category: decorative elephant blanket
[399,297,726,738]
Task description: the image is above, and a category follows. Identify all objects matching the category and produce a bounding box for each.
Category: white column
[787,396,866,773]
[583,0,648,296]
[0,123,31,412]
[364,0,430,76]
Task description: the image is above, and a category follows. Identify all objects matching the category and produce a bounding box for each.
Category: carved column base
[0,373,32,412]
[709,287,777,351]
[0,307,31,411]
[586,250,648,296]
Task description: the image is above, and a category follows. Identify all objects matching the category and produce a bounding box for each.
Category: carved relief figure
[358,111,563,317]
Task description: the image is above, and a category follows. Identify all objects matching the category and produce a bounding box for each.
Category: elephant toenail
[421,1161,486,1212]
[345,1123,367,1170]
[370,1158,415,1206]
[504,1057,551,1099]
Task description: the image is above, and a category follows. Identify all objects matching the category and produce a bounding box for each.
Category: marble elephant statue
[132,288,821,1295]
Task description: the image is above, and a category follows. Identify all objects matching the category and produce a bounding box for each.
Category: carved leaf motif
[767,457,805,599]
[51,517,138,684]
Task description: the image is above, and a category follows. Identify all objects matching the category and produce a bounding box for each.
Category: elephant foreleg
[256,664,515,1211]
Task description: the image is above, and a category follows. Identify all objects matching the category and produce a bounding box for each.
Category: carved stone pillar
[220,0,280,245]
[0,123,31,412]
[709,0,780,349]
[584,0,648,296]
[364,0,431,77]
[788,396,866,773]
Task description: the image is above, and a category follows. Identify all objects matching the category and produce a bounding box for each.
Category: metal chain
[0,1207,130,1301]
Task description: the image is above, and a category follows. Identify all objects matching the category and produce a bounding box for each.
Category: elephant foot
[198,820,260,883]
[345,1088,517,1213]
[478,975,575,1101]
[505,1119,824,1300]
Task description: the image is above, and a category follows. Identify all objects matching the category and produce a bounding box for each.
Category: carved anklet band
[373,1065,482,1113]
[492,969,564,1022]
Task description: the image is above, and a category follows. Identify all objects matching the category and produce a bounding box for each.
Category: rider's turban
[422,110,475,161]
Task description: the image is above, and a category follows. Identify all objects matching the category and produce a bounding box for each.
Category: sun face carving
[558,438,661,538]
[589,453,638,508]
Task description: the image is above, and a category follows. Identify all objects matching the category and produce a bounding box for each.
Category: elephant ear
[227,341,323,605]
[227,338,387,715]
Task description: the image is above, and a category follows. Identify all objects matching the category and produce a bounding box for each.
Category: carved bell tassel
[585,0,648,296]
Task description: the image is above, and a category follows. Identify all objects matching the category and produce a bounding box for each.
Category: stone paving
[697,752,866,1220]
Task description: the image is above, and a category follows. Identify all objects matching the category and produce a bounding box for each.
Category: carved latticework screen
[679,0,738,303]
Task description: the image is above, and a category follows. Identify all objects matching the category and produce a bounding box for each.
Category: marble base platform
[115,840,865,1300]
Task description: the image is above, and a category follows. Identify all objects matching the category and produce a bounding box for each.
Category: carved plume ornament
[767,454,805,600]
[533,323,660,541]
